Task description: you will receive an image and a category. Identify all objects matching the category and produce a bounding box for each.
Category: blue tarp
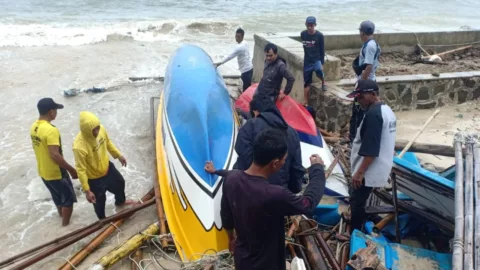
[349,230,452,270]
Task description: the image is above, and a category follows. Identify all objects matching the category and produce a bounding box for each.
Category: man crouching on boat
[73,112,135,219]
[220,129,326,270]
[347,80,396,233]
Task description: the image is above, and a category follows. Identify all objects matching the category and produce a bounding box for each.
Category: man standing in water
[215,28,254,92]
[349,20,381,143]
[220,129,326,269]
[347,80,395,232]
[30,98,78,226]
[301,16,326,105]
[256,43,295,101]
[73,111,134,219]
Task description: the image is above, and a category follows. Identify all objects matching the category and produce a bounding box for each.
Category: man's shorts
[42,175,77,207]
[304,60,324,87]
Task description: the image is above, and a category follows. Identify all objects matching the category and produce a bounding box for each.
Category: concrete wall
[314,71,480,132]
[253,34,341,101]
[288,30,480,51]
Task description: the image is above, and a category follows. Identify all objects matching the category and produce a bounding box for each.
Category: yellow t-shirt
[30,120,64,180]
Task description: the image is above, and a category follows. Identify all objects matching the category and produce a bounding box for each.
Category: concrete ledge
[338,71,480,85]
[253,34,341,102]
[283,30,480,51]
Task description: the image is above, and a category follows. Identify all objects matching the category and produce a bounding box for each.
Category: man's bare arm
[48,146,77,178]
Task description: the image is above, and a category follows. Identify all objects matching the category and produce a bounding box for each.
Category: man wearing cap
[301,16,326,105]
[349,20,382,144]
[73,111,134,220]
[215,28,253,92]
[346,79,396,232]
[30,98,78,226]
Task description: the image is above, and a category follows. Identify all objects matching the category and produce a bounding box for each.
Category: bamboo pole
[305,219,342,270]
[474,144,480,269]
[398,109,440,158]
[6,198,155,270]
[297,221,328,270]
[465,143,474,269]
[453,140,465,270]
[91,222,160,270]
[58,189,155,270]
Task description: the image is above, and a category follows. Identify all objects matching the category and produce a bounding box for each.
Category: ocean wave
[0,20,239,47]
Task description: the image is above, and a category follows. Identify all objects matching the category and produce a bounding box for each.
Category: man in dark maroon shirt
[219,129,326,270]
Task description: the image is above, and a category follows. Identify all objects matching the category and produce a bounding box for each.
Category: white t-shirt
[350,102,396,187]
[221,40,253,73]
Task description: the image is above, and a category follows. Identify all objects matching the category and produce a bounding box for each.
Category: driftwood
[453,141,465,270]
[347,240,387,270]
[91,222,160,270]
[436,45,473,58]
[59,189,155,270]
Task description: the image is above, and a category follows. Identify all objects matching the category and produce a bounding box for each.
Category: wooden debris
[297,221,329,270]
[398,109,440,158]
[347,240,386,270]
[131,249,143,270]
[453,140,465,270]
[59,190,156,270]
[91,222,160,270]
[464,144,474,269]
[394,139,459,157]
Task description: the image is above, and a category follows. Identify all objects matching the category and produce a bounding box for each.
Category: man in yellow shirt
[30,98,78,226]
[73,111,134,219]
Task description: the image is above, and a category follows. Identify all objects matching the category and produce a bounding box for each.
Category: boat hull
[393,156,455,222]
[156,44,238,261]
[235,83,348,197]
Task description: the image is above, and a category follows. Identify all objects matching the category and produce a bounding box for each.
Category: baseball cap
[37,98,64,115]
[306,16,316,24]
[359,20,375,35]
[346,79,379,98]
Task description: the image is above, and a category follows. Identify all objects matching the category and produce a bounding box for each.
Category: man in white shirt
[346,79,396,233]
[215,28,254,92]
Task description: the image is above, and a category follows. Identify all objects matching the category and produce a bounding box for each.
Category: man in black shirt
[301,16,326,105]
[220,129,326,270]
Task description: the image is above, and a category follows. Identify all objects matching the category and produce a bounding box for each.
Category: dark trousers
[241,69,253,92]
[349,180,373,232]
[88,162,126,219]
[349,100,365,142]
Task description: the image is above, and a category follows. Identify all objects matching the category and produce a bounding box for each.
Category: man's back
[30,120,64,180]
[359,39,381,81]
[221,166,325,270]
[234,109,305,193]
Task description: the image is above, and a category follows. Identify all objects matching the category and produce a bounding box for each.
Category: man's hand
[204,161,216,174]
[352,171,364,189]
[309,154,324,166]
[86,190,96,204]
[119,156,127,167]
[278,89,286,100]
[69,168,78,179]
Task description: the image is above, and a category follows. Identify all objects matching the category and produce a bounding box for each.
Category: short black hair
[264,43,278,54]
[236,28,245,36]
[252,129,288,166]
[249,93,275,114]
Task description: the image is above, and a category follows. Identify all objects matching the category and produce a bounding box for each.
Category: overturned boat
[155,44,238,261]
[235,84,348,197]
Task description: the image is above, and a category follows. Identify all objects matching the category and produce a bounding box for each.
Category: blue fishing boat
[393,155,455,222]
